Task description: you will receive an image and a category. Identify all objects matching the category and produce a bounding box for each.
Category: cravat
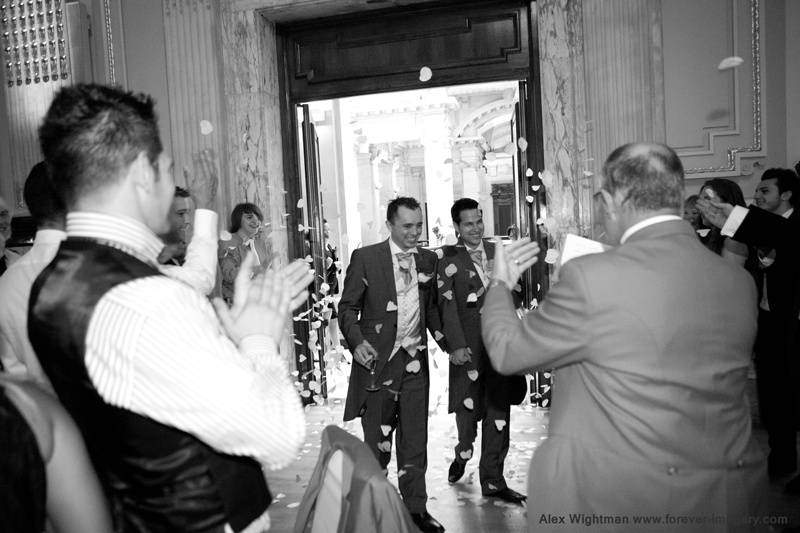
[243,238,260,266]
[468,249,483,269]
[396,252,413,286]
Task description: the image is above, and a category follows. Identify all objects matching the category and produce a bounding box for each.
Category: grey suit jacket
[482,219,767,532]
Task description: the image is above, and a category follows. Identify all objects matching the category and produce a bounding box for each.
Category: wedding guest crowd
[1,80,799,533]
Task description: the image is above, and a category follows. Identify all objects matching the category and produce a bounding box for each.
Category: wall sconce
[0,0,68,87]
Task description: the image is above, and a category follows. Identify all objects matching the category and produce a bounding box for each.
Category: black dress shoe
[484,487,527,505]
[410,511,445,533]
[786,474,800,495]
[448,460,466,483]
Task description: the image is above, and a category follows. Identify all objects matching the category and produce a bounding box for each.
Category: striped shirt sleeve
[84,276,305,470]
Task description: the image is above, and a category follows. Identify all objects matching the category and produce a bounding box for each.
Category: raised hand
[696,198,734,229]
[184,149,218,210]
[492,238,540,290]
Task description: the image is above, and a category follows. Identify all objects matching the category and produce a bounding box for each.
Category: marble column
[219,3,287,263]
[162,0,228,219]
[537,0,590,255]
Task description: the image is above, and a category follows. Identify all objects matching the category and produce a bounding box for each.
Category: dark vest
[28,238,270,533]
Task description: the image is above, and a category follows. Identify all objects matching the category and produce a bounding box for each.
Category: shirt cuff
[240,335,279,359]
[193,209,219,240]
[720,205,748,237]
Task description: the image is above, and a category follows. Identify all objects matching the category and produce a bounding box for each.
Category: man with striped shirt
[29,84,312,533]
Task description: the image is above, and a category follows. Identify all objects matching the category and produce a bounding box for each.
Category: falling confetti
[378,441,392,453]
[419,66,433,82]
[717,56,744,70]
[375,324,383,334]
[386,301,398,312]
[297,198,305,209]
[434,331,444,341]
[525,195,535,203]
[544,249,560,264]
[406,360,421,373]
[445,263,458,277]
[437,279,445,288]
[362,277,369,287]
[460,449,473,460]
[463,398,474,410]
[532,185,541,192]
[583,170,594,177]
[525,168,534,177]
[517,137,528,151]
[435,248,444,259]
[299,390,311,398]
[442,290,453,301]
[381,425,392,436]
[467,370,479,381]
[382,379,393,386]
[418,272,432,283]
[495,420,507,431]
[466,293,478,303]
[287,502,300,508]
[200,120,214,135]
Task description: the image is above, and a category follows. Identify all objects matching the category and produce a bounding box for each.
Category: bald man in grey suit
[483,143,768,532]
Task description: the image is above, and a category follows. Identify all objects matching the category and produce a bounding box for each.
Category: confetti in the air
[495,420,507,431]
[525,168,534,177]
[297,198,305,209]
[466,293,478,303]
[517,137,528,151]
[467,370,479,381]
[418,272,432,283]
[544,249,560,264]
[463,398,474,410]
[419,66,433,82]
[381,425,392,436]
[406,360,421,373]
[442,290,453,301]
[525,195,534,204]
[200,120,214,135]
[717,56,744,70]
[386,301,398,312]
[445,263,458,277]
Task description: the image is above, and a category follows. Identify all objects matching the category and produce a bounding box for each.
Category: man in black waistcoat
[29,83,313,533]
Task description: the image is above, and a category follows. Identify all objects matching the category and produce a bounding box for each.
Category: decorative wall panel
[663,0,763,177]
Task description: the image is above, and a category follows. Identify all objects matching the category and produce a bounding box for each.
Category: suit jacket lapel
[379,240,397,305]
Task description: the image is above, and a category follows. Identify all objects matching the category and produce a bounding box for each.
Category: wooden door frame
[275,0,548,377]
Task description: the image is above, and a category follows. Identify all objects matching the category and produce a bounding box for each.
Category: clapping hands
[213,252,314,345]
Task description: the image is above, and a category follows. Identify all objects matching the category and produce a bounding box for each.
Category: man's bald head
[601,143,684,212]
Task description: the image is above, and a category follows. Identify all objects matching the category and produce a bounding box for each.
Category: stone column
[537,0,589,252]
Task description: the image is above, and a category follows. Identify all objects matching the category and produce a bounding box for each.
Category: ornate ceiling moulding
[1,0,68,87]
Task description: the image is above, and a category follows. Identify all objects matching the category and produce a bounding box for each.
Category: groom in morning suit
[338,196,446,533]
[436,198,526,504]
[483,143,767,532]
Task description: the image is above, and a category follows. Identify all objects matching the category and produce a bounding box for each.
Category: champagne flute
[365,358,380,392]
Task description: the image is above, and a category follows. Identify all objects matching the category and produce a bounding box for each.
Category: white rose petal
[717,56,744,70]
[463,397,474,410]
[381,425,392,436]
[532,184,541,192]
[467,370,479,381]
[445,263,458,277]
[494,420,507,431]
[419,66,433,82]
[466,293,478,303]
[406,360,421,373]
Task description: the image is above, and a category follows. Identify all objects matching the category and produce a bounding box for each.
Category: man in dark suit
[484,143,767,531]
[698,167,800,492]
[436,198,526,504]
[338,196,445,533]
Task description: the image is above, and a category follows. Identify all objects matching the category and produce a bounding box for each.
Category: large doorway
[278,0,550,408]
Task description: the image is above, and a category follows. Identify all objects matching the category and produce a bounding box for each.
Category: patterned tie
[396,252,413,285]
[468,249,483,269]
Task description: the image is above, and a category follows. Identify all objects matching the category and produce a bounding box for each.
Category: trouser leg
[479,398,510,493]
[395,362,429,514]
[361,387,399,471]
[454,406,478,463]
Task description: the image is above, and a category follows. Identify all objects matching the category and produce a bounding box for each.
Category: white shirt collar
[66,212,164,265]
[620,215,683,244]
[388,238,418,256]
[463,240,485,253]
[782,208,794,219]
[34,229,67,244]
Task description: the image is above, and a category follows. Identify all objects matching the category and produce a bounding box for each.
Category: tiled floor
[266,354,800,532]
